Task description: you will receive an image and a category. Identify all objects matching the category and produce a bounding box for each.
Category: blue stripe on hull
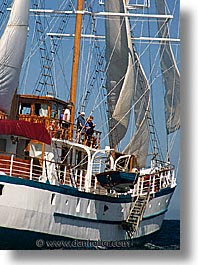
[0,174,175,203]
[0,175,132,203]
[54,208,168,224]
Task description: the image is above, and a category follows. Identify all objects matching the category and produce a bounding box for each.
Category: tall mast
[69,0,84,139]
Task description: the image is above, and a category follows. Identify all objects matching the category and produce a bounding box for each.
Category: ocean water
[132,220,180,250]
[0,220,180,250]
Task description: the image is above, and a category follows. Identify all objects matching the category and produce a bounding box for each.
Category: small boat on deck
[96,170,138,192]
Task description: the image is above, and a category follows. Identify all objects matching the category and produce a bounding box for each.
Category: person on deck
[61,103,72,139]
[76,111,86,143]
[85,115,96,147]
[48,120,59,138]
[62,106,71,128]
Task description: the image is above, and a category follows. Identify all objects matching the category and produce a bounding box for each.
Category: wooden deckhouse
[16,94,72,139]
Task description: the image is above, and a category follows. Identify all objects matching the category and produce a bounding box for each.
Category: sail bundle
[155,0,180,134]
[105,0,150,167]
[123,52,150,168]
[0,0,30,115]
[105,0,135,149]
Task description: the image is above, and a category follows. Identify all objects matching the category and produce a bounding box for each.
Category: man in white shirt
[61,102,72,140]
[62,103,72,128]
[63,108,70,123]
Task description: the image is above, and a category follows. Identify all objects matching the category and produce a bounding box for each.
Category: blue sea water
[133,220,180,250]
[0,220,180,250]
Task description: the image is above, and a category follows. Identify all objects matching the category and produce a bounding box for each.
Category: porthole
[51,193,56,205]
[103,204,109,214]
[0,184,4,196]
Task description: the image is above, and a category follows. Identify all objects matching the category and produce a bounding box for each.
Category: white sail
[124,52,150,168]
[156,0,180,134]
[124,116,149,168]
[0,0,30,115]
[105,0,135,148]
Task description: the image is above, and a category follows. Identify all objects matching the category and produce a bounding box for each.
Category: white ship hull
[0,174,175,249]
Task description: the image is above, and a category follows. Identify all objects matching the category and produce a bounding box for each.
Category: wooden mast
[69,0,84,139]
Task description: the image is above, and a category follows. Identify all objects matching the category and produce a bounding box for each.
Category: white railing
[0,155,43,181]
[0,153,92,191]
[132,168,176,198]
[0,155,88,190]
[0,154,176,197]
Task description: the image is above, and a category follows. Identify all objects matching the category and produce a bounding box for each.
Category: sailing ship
[0,0,180,249]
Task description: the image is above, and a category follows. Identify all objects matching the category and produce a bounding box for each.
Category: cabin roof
[17,94,69,106]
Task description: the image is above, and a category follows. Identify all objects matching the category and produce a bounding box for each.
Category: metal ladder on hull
[122,190,150,239]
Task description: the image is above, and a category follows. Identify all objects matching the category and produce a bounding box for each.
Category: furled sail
[0,0,30,115]
[155,0,180,134]
[124,51,150,168]
[105,0,135,148]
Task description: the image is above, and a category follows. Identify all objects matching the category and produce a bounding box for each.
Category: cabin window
[39,104,48,117]
[0,139,6,152]
[58,107,63,120]
[51,104,57,118]
[34,103,48,116]
[33,103,47,117]
[19,103,31,115]
[16,139,28,158]
[34,104,42,116]
[130,0,145,5]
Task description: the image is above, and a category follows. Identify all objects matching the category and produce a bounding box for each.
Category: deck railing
[132,167,175,197]
[18,115,101,149]
[0,153,175,197]
[0,153,90,191]
[0,112,8,120]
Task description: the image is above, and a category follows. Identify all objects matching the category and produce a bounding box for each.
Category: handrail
[132,166,175,197]
[0,152,176,197]
[0,153,89,190]
[18,114,102,149]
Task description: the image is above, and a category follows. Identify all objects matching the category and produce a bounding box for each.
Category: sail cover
[124,51,150,168]
[156,0,180,134]
[105,0,135,148]
[0,0,30,115]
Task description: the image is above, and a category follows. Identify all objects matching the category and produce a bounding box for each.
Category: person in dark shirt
[76,112,86,143]
[85,115,96,146]
[77,112,85,131]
